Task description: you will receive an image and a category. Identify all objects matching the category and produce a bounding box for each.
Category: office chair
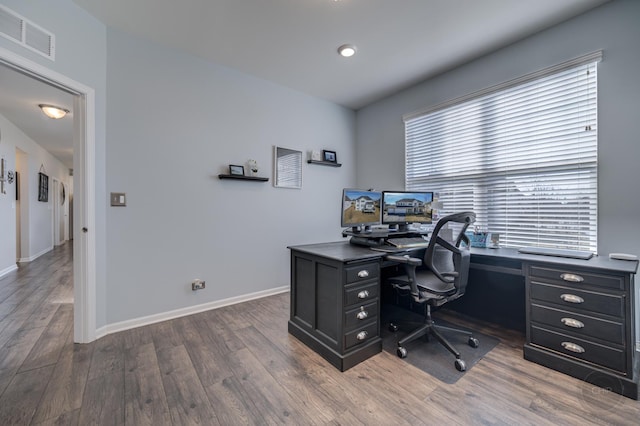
[385,211,478,371]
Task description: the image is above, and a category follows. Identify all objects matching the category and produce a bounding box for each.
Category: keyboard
[518,246,593,260]
[386,236,430,248]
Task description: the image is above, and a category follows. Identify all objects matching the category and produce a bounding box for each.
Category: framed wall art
[38,172,49,202]
[274,146,302,189]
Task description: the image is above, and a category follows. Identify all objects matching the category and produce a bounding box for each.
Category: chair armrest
[441,271,459,278]
[385,254,422,267]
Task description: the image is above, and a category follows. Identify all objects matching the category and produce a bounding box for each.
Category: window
[404,52,600,252]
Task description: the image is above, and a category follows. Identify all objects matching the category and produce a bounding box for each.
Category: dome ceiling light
[39,104,69,119]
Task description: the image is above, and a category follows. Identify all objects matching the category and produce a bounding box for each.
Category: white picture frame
[274,146,302,189]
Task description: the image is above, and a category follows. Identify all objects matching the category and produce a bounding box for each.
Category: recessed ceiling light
[338,44,357,58]
[39,104,69,119]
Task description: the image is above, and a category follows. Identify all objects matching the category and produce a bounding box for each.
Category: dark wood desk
[288,241,639,399]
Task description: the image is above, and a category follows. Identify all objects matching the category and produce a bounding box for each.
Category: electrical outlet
[191,279,205,291]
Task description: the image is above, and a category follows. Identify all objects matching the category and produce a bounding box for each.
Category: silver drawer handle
[561,317,585,329]
[356,307,368,320]
[357,270,369,278]
[356,331,368,341]
[560,293,584,304]
[561,341,585,353]
[560,273,584,283]
[357,290,370,299]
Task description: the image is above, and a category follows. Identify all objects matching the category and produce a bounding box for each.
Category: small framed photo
[323,150,337,163]
[229,164,245,176]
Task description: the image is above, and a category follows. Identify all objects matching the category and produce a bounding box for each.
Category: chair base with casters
[385,211,479,372]
[388,303,479,372]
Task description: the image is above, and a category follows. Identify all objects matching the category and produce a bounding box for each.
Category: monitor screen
[341,188,381,233]
[382,191,434,230]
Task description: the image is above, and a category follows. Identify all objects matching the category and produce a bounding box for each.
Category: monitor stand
[350,225,372,234]
[388,224,409,232]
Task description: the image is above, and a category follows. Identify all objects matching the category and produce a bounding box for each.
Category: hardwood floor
[0,242,638,425]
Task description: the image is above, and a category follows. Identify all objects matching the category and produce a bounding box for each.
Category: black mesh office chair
[386,211,478,371]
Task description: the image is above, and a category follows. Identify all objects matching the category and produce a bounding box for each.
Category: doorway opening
[0,46,97,343]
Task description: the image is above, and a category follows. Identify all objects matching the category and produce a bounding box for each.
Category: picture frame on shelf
[323,150,337,163]
[229,164,245,176]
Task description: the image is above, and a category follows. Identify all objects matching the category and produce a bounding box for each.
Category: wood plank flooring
[0,242,638,425]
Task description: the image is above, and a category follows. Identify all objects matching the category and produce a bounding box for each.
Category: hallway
[0,242,74,424]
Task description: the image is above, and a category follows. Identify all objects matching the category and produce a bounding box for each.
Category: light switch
[111,192,126,207]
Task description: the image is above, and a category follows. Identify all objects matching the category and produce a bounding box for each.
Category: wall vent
[0,5,55,60]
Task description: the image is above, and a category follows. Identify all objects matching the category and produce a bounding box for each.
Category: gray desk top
[287,241,384,262]
[471,247,639,274]
[288,241,638,275]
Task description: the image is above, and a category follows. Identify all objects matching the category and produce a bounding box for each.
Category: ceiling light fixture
[39,104,69,119]
[337,44,357,58]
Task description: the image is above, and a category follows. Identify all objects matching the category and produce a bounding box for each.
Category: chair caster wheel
[397,346,408,358]
[468,337,479,348]
[455,359,466,372]
[388,323,398,332]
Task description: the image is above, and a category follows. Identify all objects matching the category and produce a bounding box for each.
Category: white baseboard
[0,264,18,279]
[19,246,53,263]
[96,285,290,339]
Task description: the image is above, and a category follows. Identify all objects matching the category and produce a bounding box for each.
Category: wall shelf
[307,160,342,167]
[218,174,269,182]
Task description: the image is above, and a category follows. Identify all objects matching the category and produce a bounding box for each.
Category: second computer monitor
[382,190,434,231]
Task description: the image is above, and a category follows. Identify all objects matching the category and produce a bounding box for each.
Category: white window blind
[404,53,600,252]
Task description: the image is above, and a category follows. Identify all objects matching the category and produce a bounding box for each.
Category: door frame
[0,46,97,343]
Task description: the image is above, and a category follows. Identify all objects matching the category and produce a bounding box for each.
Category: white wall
[0,114,71,273]
[0,118,17,276]
[105,30,355,324]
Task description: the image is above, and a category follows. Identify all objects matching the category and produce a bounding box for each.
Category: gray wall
[1,0,638,337]
[1,1,355,330]
[355,0,640,342]
[356,0,640,259]
[104,30,355,324]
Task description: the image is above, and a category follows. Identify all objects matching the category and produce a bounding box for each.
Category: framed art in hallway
[38,172,48,202]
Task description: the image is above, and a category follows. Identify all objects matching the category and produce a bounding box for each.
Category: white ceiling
[0,65,75,169]
[0,0,610,169]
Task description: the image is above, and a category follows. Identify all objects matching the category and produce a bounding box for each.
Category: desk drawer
[530,282,624,318]
[530,303,624,345]
[529,265,624,291]
[345,263,379,284]
[344,300,378,330]
[344,281,378,306]
[530,325,625,373]
[344,320,379,350]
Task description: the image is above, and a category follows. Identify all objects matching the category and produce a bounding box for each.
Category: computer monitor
[341,188,381,233]
[382,190,434,231]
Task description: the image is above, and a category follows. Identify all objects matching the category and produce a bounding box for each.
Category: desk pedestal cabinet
[524,261,639,399]
[288,243,383,371]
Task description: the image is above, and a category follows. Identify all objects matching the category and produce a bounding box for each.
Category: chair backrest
[424,211,476,296]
